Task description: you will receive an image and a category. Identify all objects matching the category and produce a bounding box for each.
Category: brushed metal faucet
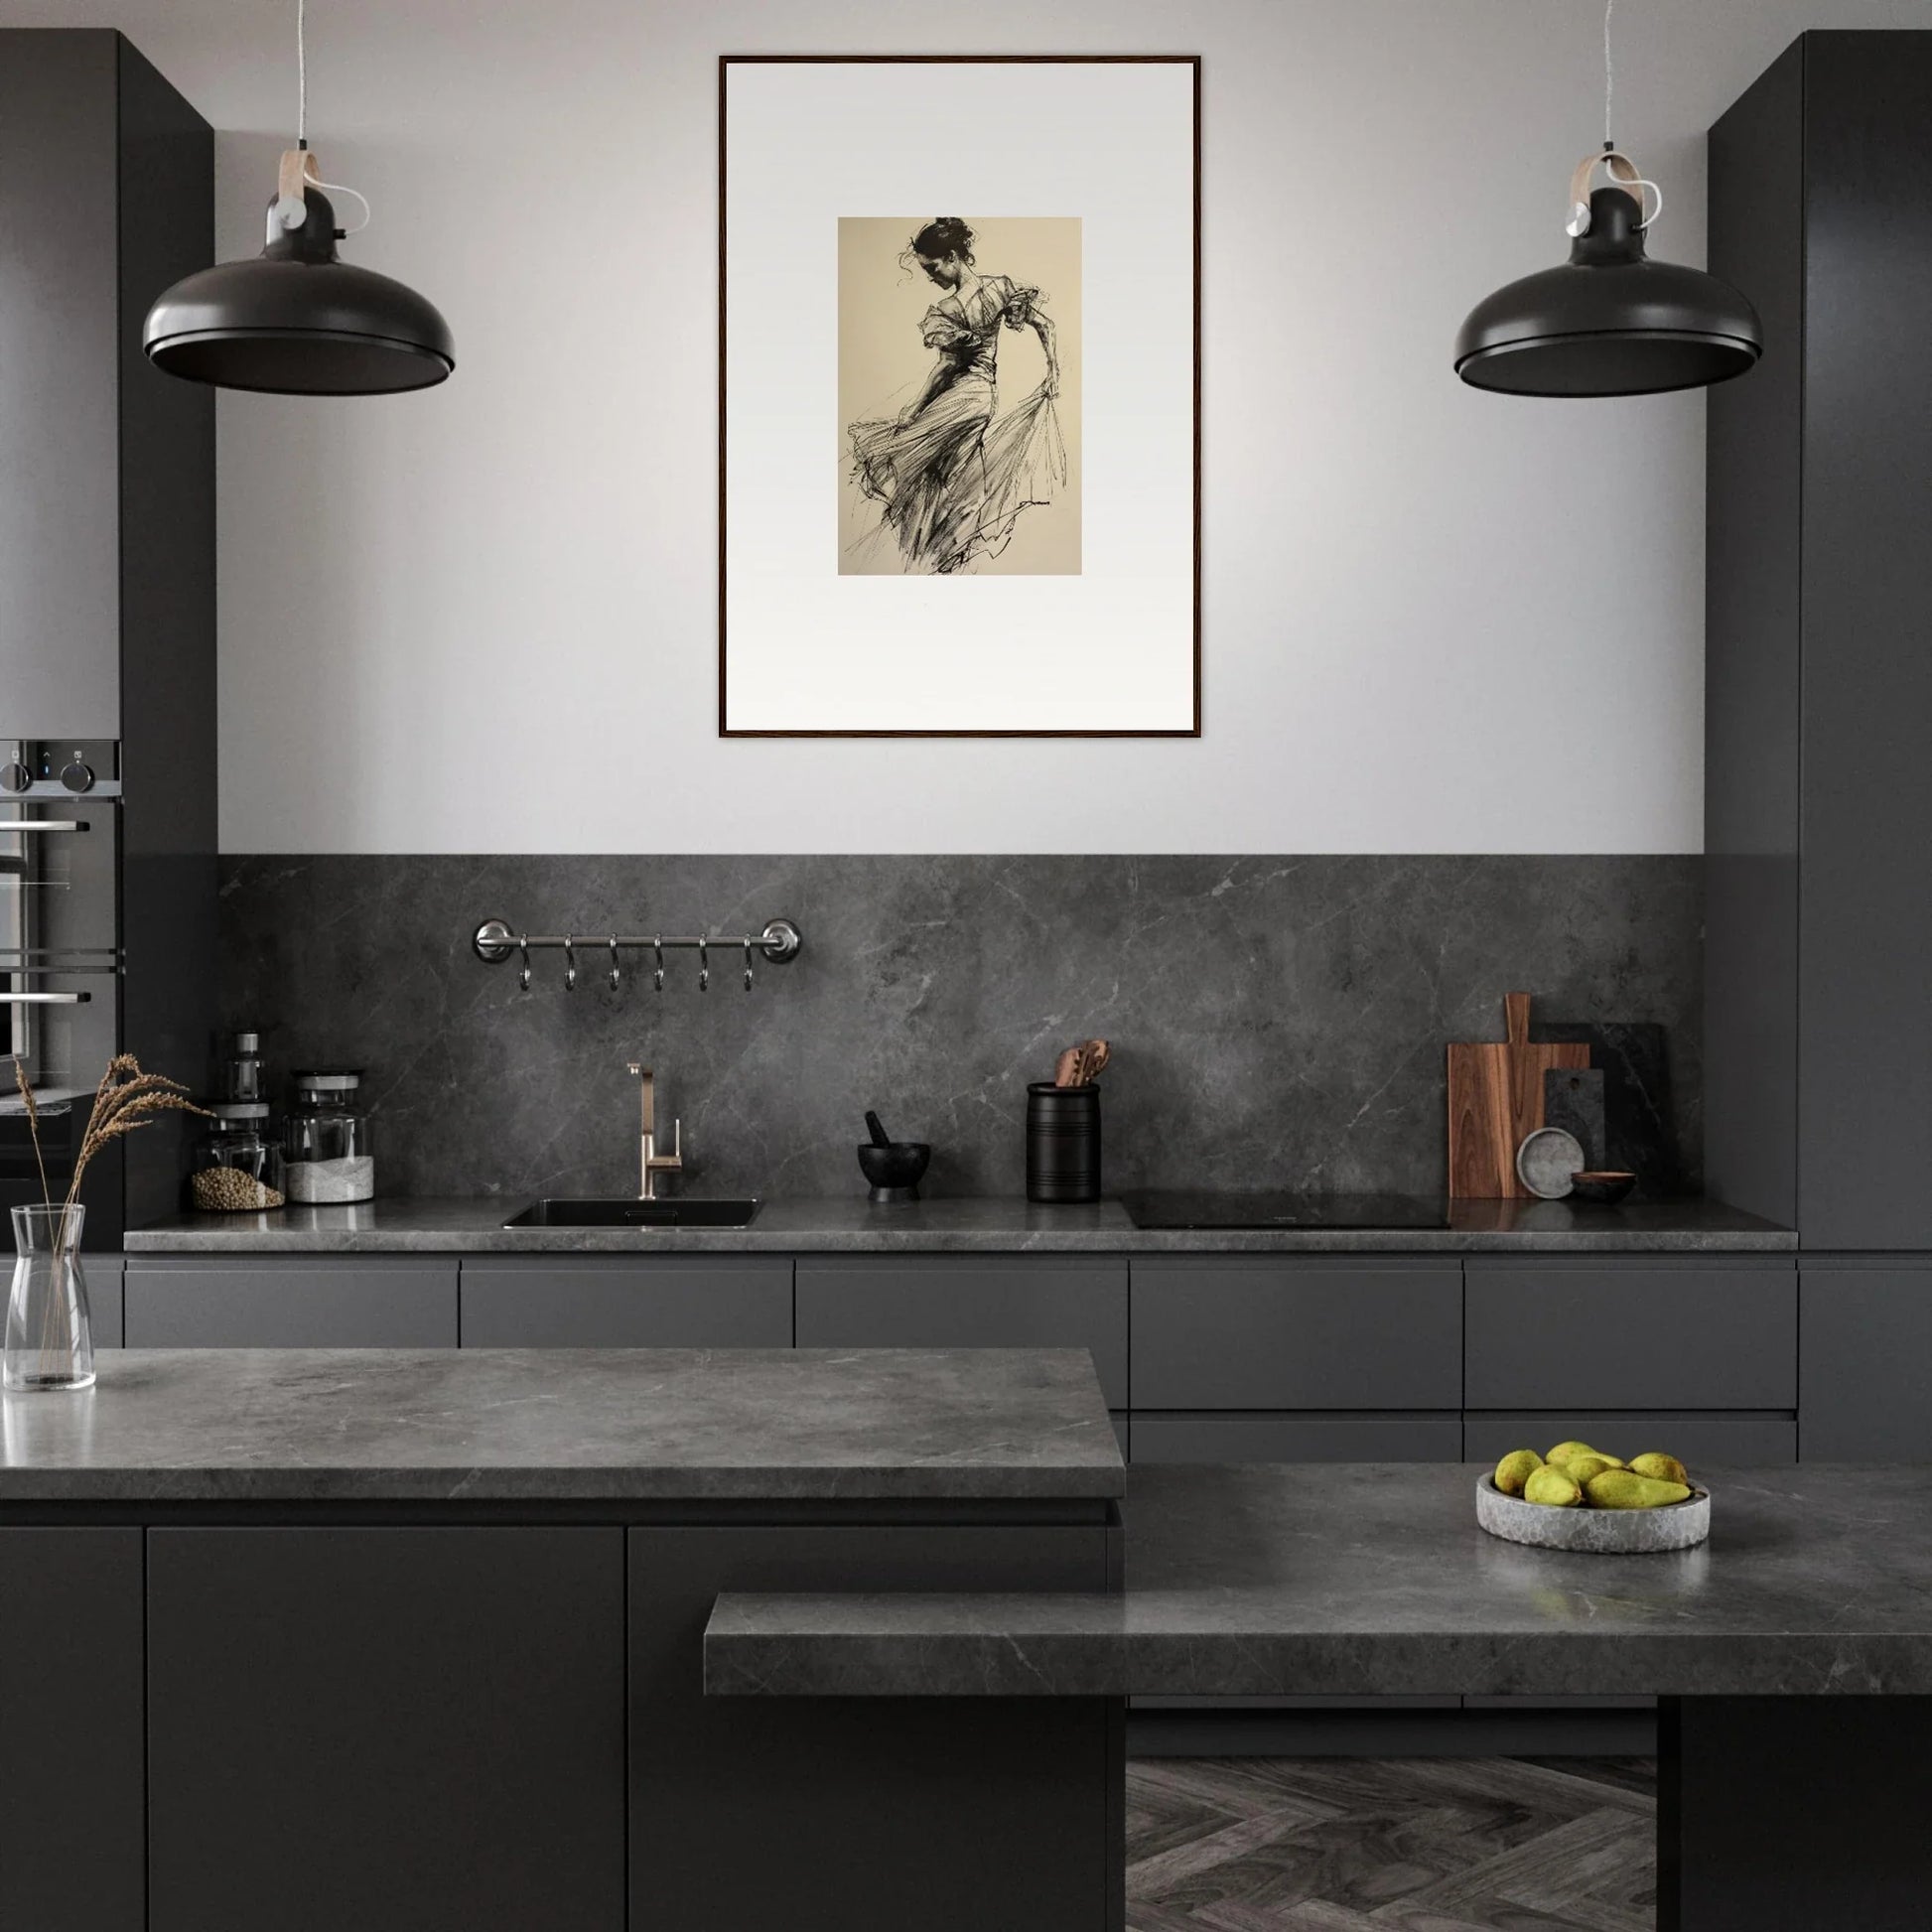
[624,1062,683,1199]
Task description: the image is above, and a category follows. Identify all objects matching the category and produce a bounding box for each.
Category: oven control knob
[60,759,94,795]
[0,761,29,793]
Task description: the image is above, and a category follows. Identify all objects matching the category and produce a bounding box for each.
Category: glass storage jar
[284,1069,375,1204]
[188,1103,287,1212]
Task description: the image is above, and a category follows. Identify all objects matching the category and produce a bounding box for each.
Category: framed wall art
[719,55,1200,737]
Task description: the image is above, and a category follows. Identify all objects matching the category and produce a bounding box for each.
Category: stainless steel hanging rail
[471,916,802,993]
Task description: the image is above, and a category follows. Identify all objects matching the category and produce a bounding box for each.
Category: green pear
[1585,1469,1693,1510]
[1524,1465,1585,1507]
[1629,1452,1690,1486]
[1494,1449,1543,1496]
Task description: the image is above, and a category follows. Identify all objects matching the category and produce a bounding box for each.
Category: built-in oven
[0,742,123,1234]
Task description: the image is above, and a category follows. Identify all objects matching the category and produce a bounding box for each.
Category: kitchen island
[0,1346,1124,1932]
[713,1461,1932,1931]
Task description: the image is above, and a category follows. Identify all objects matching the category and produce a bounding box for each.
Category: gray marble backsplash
[216,856,1702,1203]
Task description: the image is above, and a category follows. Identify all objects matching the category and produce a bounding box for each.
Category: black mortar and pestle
[858,1110,930,1204]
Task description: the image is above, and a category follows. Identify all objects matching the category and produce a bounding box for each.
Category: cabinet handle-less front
[0,821,88,835]
[0,991,89,1004]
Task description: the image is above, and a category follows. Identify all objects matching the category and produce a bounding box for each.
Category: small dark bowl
[858,1142,930,1203]
[1568,1171,1637,1205]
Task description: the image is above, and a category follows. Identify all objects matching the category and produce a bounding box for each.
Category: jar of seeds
[188,1103,287,1212]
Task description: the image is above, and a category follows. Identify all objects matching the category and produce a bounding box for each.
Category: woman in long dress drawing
[847,217,1066,575]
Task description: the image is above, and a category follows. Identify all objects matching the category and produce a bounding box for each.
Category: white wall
[4,0,1924,853]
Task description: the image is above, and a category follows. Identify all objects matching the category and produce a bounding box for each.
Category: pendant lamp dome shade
[144,182,454,395]
[1455,183,1759,397]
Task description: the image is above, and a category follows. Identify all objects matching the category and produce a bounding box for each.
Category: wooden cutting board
[1448,993,1590,1198]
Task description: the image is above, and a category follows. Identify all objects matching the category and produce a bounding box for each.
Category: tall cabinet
[0,31,215,1245]
[1707,31,1932,1453]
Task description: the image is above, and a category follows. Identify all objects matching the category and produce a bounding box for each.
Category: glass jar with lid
[188,1103,287,1212]
[284,1069,375,1204]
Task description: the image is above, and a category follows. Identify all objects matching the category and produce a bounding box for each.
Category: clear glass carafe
[6,1204,95,1393]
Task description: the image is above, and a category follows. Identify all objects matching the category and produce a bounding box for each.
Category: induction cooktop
[1119,1191,1450,1231]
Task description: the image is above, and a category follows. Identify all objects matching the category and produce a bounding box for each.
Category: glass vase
[6,1204,95,1393]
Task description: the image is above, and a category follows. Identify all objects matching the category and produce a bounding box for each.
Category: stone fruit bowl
[1476,1474,1711,1553]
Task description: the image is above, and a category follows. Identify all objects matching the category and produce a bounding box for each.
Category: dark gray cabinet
[1463,1413,1797,1467]
[1131,1258,1461,1411]
[148,1527,626,1932]
[629,1523,1115,1931]
[1133,1414,1461,1463]
[1708,33,1932,1250]
[0,1529,144,1931]
[1464,1260,1796,1411]
[1800,1262,1932,1459]
[125,1257,458,1346]
[460,1256,791,1347]
[795,1257,1128,1408]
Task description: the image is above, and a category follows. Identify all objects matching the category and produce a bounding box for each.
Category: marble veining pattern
[704,1462,1932,1698]
[0,1347,1124,1502]
[217,856,1703,1202]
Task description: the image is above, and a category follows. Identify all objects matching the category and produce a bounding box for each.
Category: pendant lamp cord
[1602,0,1614,148]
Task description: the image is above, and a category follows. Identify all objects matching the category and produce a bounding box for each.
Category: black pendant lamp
[1454,1,1759,398]
[143,0,453,395]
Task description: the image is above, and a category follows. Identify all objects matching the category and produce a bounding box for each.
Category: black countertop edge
[120,1195,1798,1255]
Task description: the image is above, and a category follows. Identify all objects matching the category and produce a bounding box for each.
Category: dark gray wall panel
[1132,1258,1461,1411]
[1463,1412,1796,1466]
[149,1527,625,1932]
[630,1524,1115,1932]
[460,1255,790,1347]
[1132,1414,1462,1463]
[0,31,119,735]
[1797,34,1932,1248]
[126,1257,458,1346]
[0,1528,144,1932]
[1704,37,1804,1230]
[1800,1263,1932,1459]
[796,1257,1127,1408]
[1464,1260,1794,1411]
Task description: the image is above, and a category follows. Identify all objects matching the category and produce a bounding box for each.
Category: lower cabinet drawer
[1464,1259,1796,1410]
[794,1258,1128,1409]
[125,1259,458,1347]
[1131,1259,1462,1411]
[1462,1412,1797,1466]
[460,1258,791,1348]
[1131,1414,1463,1463]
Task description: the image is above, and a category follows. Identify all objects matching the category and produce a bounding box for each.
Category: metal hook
[698,937,709,994]
[744,938,755,993]
[608,935,621,991]
[517,934,531,993]
[653,937,664,994]
[563,936,577,992]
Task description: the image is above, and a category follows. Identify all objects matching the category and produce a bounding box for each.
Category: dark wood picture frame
[718,54,1202,739]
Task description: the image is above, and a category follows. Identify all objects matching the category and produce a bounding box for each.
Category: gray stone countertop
[0,1347,1123,1504]
[122,1194,1795,1255]
[705,1461,1932,1698]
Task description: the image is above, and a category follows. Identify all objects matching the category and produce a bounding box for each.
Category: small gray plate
[1477,1475,1711,1553]
[1516,1126,1586,1199]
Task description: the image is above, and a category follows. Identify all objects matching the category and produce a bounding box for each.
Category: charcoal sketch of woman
[846,217,1066,575]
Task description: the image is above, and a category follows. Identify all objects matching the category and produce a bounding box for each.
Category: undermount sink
[502,1197,761,1229]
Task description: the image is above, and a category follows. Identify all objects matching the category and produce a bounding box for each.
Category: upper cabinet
[0,31,211,741]
[1706,32,1932,1250]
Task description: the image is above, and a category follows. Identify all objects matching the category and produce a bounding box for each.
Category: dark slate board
[1530,1022,1684,1197]
[1543,1066,1607,1172]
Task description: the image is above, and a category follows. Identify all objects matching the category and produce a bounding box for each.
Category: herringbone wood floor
[1126,1756,1656,1932]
